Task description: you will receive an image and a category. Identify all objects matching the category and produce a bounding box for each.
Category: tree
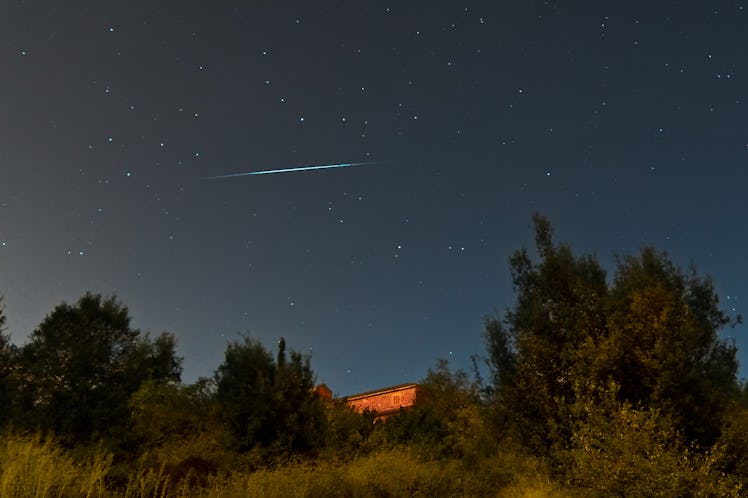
[214,336,324,454]
[0,297,18,425]
[0,297,5,333]
[18,293,182,444]
[602,248,739,446]
[485,214,608,452]
[486,215,740,452]
[272,338,326,452]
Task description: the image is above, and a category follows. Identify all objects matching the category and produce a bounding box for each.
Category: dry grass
[0,433,110,498]
[190,447,567,498]
[0,434,567,497]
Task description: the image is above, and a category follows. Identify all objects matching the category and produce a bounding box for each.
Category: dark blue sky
[1,1,746,396]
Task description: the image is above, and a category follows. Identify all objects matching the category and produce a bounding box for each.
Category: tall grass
[14,431,735,497]
[0,433,570,497]
[0,433,110,498]
[191,447,568,498]
[122,465,171,498]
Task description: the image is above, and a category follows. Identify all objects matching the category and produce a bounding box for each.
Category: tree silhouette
[215,335,324,453]
[18,293,182,444]
[486,215,739,451]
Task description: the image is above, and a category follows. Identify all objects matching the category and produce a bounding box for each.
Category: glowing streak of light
[200,162,385,179]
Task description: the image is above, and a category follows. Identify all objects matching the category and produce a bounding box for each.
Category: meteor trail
[200,161,385,180]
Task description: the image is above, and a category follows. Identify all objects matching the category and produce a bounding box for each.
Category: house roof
[343,382,418,401]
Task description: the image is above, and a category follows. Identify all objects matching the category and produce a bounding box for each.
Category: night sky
[2,1,746,396]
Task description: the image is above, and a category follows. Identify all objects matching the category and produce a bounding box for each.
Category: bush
[559,382,743,496]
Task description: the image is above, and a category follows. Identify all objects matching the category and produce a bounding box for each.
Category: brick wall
[346,384,418,417]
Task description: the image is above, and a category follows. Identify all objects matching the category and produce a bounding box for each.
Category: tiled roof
[343,382,418,401]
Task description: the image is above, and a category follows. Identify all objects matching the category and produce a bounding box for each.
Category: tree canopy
[214,336,324,454]
[486,214,740,451]
[17,293,182,443]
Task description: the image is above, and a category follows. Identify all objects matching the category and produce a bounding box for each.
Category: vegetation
[0,215,745,496]
[215,336,324,454]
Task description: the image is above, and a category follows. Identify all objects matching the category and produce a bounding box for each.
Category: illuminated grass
[0,433,110,498]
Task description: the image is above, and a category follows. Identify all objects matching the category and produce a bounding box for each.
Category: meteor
[200,161,385,180]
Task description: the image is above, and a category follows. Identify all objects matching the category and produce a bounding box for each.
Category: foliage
[485,214,609,452]
[16,293,183,444]
[709,404,748,482]
[214,336,325,454]
[322,402,376,458]
[0,216,746,495]
[0,296,18,425]
[556,379,743,496]
[126,378,225,486]
[485,214,740,453]
[129,379,217,449]
[603,248,739,446]
[376,359,492,461]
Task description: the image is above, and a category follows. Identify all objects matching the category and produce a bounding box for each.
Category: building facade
[344,383,419,419]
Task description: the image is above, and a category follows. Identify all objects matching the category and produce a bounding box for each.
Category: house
[344,383,419,419]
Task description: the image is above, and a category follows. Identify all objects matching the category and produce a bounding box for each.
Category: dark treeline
[0,214,747,496]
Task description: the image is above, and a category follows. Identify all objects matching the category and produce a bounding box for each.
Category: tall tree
[18,293,182,443]
[486,215,739,451]
[214,336,324,453]
[215,336,276,452]
[603,248,739,445]
[485,214,608,451]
